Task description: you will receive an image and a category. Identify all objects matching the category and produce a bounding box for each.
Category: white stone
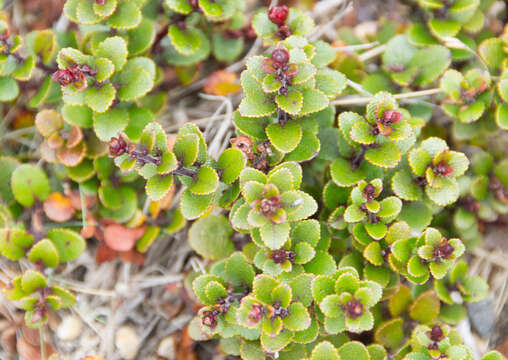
[56,315,83,341]
[115,326,140,360]
[157,336,175,359]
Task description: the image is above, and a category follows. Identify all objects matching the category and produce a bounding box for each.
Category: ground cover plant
[0,0,507,359]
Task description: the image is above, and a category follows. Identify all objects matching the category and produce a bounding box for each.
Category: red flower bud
[108,136,130,157]
[382,110,402,124]
[271,48,290,68]
[268,6,289,26]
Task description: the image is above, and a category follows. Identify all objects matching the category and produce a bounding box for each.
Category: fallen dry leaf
[118,250,145,265]
[203,70,241,96]
[43,192,75,222]
[176,325,197,360]
[104,224,146,252]
[95,243,117,264]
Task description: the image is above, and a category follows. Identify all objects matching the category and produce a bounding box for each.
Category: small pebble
[115,326,140,360]
[157,336,175,359]
[468,297,495,338]
[57,315,83,341]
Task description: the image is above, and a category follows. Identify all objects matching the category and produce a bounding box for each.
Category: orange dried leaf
[203,70,241,96]
[43,192,75,222]
[118,250,145,265]
[95,243,117,264]
[104,224,146,252]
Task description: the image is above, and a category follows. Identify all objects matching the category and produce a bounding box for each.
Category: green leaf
[180,190,214,220]
[96,36,128,71]
[93,0,117,17]
[350,121,375,145]
[95,57,115,82]
[266,121,302,153]
[391,170,423,201]
[300,88,329,115]
[62,104,93,128]
[374,318,404,349]
[478,38,504,70]
[330,157,365,187]
[117,66,154,102]
[260,222,290,250]
[188,215,234,260]
[28,239,60,267]
[275,88,303,115]
[146,174,174,201]
[428,18,461,39]
[11,164,50,207]
[315,68,347,98]
[378,196,402,218]
[365,142,401,168]
[409,290,440,323]
[409,46,452,86]
[284,130,320,162]
[188,166,219,195]
[338,341,370,360]
[168,25,202,56]
[0,76,19,101]
[496,103,508,130]
[165,0,193,14]
[21,270,47,294]
[218,148,246,184]
[425,178,459,206]
[223,252,255,286]
[213,33,243,62]
[47,228,86,262]
[85,82,116,113]
[304,251,336,276]
[0,228,34,260]
[93,106,129,141]
[105,0,142,29]
[310,341,340,360]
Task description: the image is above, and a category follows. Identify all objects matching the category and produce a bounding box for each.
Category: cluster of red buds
[427,325,445,350]
[342,299,363,319]
[374,109,402,136]
[460,79,488,104]
[270,301,289,320]
[362,183,378,201]
[230,136,272,173]
[248,303,266,325]
[268,5,290,39]
[270,248,296,265]
[52,64,96,90]
[109,135,163,166]
[93,0,106,5]
[433,160,454,177]
[258,196,281,217]
[433,238,454,263]
[201,308,220,329]
[263,48,297,93]
[108,136,131,157]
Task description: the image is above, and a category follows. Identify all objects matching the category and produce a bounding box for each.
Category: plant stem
[332,88,443,106]
[39,326,45,360]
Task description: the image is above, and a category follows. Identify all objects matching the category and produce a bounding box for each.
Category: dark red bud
[268,6,289,26]
[108,136,129,157]
[429,325,444,342]
[382,110,402,124]
[271,48,290,67]
[434,161,454,177]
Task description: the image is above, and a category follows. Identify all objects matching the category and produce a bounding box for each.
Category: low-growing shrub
[0,0,506,359]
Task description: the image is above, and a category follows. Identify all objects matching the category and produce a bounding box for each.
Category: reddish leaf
[118,250,145,265]
[104,224,146,251]
[95,243,117,264]
[203,70,241,96]
[43,192,75,222]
